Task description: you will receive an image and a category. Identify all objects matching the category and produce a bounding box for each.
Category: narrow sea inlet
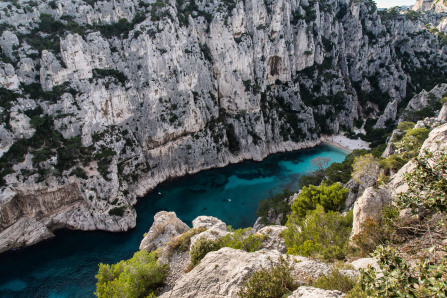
[0,144,347,298]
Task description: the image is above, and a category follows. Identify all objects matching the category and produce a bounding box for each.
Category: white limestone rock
[351,187,393,238]
[0,0,446,253]
[289,286,344,298]
[192,216,227,230]
[437,104,447,122]
[140,211,190,252]
[351,257,380,272]
[0,63,19,90]
[257,225,287,253]
[160,247,356,297]
[0,218,54,254]
[0,31,19,61]
[9,111,35,139]
[0,125,14,158]
[190,216,230,248]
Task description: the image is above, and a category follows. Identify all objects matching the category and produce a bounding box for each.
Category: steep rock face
[353,123,447,238]
[413,0,447,12]
[351,187,393,238]
[388,123,447,197]
[0,182,136,253]
[0,0,446,252]
[139,211,189,252]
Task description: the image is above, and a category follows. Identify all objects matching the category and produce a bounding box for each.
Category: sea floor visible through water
[0,144,347,298]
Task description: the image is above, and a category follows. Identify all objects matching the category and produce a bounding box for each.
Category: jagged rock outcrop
[418,122,447,155]
[257,225,288,253]
[344,178,364,211]
[351,187,393,238]
[387,123,447,196]
[139,211,189,252]
[0,182,136,253]
[404,83,447,113]
[190,216,229,248]
[413,0,447,12]
[0,218,54,253]
[159,248,286,298]
[159,247,356,298]
[0,0,447,252]
[438,104,447,122]
[353,123,447,238]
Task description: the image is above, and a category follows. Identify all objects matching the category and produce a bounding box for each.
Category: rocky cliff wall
[0,0,446,252]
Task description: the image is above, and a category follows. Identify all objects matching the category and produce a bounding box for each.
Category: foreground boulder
[139,211,189,252]
[160,247,357,297]
[160,248,286,298]
[351,187,392,238]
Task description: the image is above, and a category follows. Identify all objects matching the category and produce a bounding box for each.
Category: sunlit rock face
[0,0,446,252]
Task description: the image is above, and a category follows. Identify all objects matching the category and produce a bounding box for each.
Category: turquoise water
[0,144,347,298]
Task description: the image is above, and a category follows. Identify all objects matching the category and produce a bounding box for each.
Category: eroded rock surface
[139,211,189,252]
[1,0,447,252]
[351,187,393,238]
[190,216,229,248]
[257,225,287,253]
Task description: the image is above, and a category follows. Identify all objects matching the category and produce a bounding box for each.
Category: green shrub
[220,228,265,252]
[397,121,415,132]
[190,228,265,266]
[168,227,206,252]
[312,269,356,293]
[256,189,292,225]
[397,150,447,213]
[238,256,298,298]
[92,69,128,86]
[403,106,435,122]
[0,87,19,109]
[190,238,222,266]
[360,246,447,297]
[95,250,168,298]
[351,154,380,188]
[108,207,125,217]
[396,127,429,159]
[70,167,88,179]
[298,149,370,188]
[345,282,367,298]
[380,154,408,173]
[284,205,352,260]
[291,183,348,219]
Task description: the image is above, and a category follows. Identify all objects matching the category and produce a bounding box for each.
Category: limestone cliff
[0,0,446,252]
[413,0,447,12]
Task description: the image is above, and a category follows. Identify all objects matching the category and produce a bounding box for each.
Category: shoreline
[323,140,353,153]
[321,135,370,153]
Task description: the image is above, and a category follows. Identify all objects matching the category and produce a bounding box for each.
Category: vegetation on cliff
[95,250,168,298]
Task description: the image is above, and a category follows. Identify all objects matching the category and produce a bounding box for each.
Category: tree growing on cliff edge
[310,156,331,179]
[351,154,380,189]
[290,182,348,219]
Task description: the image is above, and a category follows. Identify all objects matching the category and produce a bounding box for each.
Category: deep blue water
[0,144,347,298]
